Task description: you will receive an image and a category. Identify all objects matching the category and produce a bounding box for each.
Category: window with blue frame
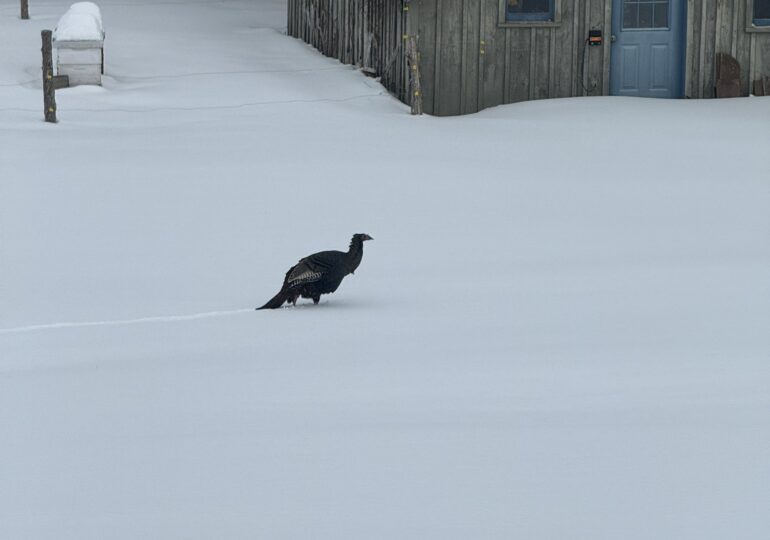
[505,0,555,22]
[755,0,770,26]
[623,0,670,29]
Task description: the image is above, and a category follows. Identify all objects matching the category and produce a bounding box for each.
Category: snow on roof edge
[53,3,104,43]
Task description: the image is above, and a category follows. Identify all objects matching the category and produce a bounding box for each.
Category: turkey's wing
[286,251,341,287]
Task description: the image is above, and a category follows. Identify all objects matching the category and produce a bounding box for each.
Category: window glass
[623,0,670,29]
[506,0,554,21]
[638,3,653,27]
[624,3,639,29]
[755,0,770,24]
[653,2,669,27]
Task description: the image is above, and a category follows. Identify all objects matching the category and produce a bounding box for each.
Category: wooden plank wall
[686,0,770,98]
[287,1,770,114]
[411,0,612,116]
[287,0,410,105]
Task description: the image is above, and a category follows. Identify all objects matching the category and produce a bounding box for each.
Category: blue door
[610,0,686,98]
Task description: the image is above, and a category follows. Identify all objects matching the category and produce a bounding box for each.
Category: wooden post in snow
[406,36,423,115]
[21,0,29,20]
[42,30,57,123]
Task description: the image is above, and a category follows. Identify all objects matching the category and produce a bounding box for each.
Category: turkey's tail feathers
[256,288,289,310]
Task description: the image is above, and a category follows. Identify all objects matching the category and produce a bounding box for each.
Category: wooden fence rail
[287,0,412,108]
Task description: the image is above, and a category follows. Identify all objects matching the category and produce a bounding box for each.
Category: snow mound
[53,2,104,42]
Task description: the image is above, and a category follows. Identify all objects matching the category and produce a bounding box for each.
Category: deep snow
[1,1,769,539]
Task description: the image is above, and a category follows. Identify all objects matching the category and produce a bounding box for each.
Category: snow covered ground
[1,1,769,538]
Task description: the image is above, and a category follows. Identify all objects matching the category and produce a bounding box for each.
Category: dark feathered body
[257,234,372,309]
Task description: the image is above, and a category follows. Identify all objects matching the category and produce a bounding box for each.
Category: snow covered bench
[53,2,105,86]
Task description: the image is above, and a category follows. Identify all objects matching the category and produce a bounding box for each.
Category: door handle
[611,34,617,43]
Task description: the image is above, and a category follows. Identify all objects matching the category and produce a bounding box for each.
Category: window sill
[498,21,561,28]
[746,23,770,33]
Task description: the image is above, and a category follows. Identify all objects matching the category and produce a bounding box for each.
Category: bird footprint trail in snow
[0,309,254,335]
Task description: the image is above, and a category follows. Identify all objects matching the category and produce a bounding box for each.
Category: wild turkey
[257,233,373,309]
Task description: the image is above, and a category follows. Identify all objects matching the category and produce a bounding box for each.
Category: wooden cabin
[287,0,770,115]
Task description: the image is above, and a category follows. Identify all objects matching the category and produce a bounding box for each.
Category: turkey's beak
[363,234,373,241]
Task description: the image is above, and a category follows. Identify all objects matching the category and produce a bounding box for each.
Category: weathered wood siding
[686,0,770,98]
[287,0,411,105]
[288,1,770,115]
[410,0,612,115]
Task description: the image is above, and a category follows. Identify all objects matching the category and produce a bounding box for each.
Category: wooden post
[21,0,29,20]
[41,30,57,123]
[406,35,423,115]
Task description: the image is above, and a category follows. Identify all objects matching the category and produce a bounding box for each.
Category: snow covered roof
[53,2,104,42]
